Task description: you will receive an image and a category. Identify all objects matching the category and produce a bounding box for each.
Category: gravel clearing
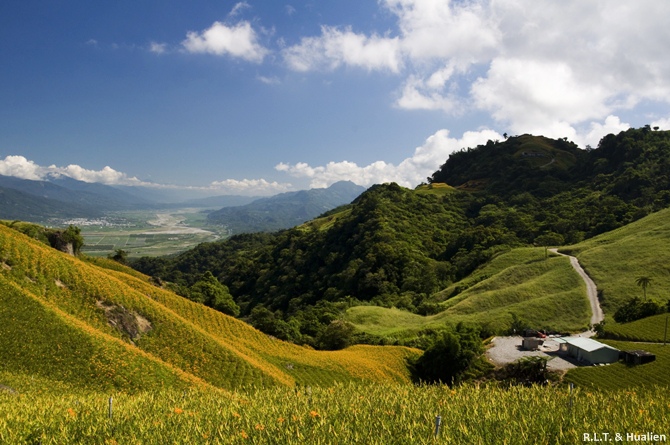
[486,336,578,371]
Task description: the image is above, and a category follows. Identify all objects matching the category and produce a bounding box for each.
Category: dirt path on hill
[549,248,604,335]
[539,157,556,168]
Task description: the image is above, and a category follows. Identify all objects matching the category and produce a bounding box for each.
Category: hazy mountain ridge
[0,184,99,220]
[207,180,367,234]
[0,174,360,225]
[0,174,155,221]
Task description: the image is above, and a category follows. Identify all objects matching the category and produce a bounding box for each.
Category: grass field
[414,182,456,196]
[603,313,670,343]
[345,247,590,340]
[560,207,670,341]
[298,208,353,232]
[76,209,228,258]
[512,135,578,170]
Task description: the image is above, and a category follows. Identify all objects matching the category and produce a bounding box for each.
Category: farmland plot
[77,209,228,258]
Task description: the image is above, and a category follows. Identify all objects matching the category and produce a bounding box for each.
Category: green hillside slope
[0,224,418,392]
[345,247,589,340]
[561,206,670,341]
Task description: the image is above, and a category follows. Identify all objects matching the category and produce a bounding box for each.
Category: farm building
[556,337,620,365]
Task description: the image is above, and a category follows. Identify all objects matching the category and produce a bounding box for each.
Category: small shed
[622,350,656,365]
[559,337,620,365]
[522,337,544,350]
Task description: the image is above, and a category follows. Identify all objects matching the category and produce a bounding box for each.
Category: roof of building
[560,337,619,353]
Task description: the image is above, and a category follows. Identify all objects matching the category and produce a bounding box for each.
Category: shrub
[316,320,356,350]
[189,271,240,317]
[409,323,484,386]
[497,356,553,386]
[613,297,665,323]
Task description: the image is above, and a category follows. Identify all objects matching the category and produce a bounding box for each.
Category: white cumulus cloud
[0,155,45,180]
[209,178,293,195]
[229,2,251,17]
[283,26,402,72]
[576,115,631,148]
[257,75,280,85]
[385,0,500,62]
[651,117,670,131]
[57,164,147,186]
[275,128,501,188]
[396,74,459,113]
[0,155,152,186]
[182,21,269,62]
[0,155,296,195]
[280,0,670,145]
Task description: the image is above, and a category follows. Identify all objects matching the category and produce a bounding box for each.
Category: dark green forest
[132,128,670,348]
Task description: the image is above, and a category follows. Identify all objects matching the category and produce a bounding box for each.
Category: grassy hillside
[345,247,590,340]
[414,182,456,196]
[296,206,353,232]
[0,224,418,392]
[561,207,670,341]
[603,313,669,343]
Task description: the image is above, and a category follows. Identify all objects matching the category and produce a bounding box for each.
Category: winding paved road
[549,248,604,334]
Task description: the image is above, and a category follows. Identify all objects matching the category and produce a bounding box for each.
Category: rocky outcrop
[96,301,152,342]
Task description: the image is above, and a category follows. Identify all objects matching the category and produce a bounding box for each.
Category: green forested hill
[132,128,670,347]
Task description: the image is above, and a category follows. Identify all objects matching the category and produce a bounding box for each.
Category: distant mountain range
[0,174,153,221]
[207,181,367,234]
[0,183,97,221]
[0,174,256,222]
[0,173,365,229]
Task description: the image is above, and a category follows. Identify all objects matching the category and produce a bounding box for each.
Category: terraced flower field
[0,223,418,393]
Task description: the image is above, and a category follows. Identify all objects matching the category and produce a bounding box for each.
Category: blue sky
[1,1,669,196]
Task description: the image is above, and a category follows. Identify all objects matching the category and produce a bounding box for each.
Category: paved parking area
[486,336,578,370]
